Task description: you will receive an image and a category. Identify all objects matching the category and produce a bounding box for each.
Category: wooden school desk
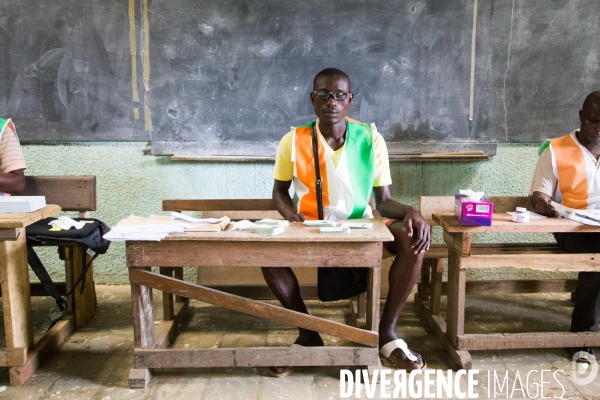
[0,205,67,385]
[125,218,393,388]
[425,213,600,370]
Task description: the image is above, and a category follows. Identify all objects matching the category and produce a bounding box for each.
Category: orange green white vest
[0,118,17,197]
[0,118,15,142]
[545,131,599,210]
[291,119,375,220]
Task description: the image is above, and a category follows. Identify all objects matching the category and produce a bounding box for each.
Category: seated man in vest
[530,91,600,364]
[0,118,26,195]
[263,68,430,377]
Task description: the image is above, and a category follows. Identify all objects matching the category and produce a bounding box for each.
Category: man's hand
[531,191,558,218]
[272,179,307,222]
[405,207,431,254]
[282,211,306,222]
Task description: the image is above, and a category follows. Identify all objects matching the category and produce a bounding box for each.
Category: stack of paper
[304,220,337,227]
[320,226,351,234]
[254,219,290,227]
[250,225,286,235]
[171,212,230,231]
[0,196,46,213]
[250,219,289,235]
[103,215,185,241]
[341,222,373,229]
[551,201,600,226]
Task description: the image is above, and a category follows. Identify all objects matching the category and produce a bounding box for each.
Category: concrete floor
[0,285,599,399]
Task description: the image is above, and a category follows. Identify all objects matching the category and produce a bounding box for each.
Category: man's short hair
[582,91,600,111]
[313,68,351,91]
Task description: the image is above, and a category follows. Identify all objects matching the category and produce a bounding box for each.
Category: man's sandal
[380,339,427,371]
[267,344,303,378]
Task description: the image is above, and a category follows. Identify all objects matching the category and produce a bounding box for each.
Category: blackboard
[1,0,599,156]
[0,0,146,141]
[149,0,480,156]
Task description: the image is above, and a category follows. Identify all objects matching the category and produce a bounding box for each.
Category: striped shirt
[0,119,26,173]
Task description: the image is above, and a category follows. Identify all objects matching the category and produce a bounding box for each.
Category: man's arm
[273,179,306,222]
[0,168,25,194]
[531,191,559,218]
[373,185,430,253]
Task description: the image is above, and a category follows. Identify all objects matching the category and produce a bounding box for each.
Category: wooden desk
[423,213,600,370]
[125,219,393,388]
[0,205,74,385]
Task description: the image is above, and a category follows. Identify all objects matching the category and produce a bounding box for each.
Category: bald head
[582,91,600,113]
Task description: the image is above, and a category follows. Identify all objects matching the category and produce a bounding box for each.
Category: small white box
[0,196,46,213]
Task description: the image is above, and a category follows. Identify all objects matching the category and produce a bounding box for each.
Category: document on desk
[551,201,600,226]
[104,215,185,241]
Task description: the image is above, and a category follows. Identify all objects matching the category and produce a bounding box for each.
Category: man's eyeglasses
[312,90,350,101]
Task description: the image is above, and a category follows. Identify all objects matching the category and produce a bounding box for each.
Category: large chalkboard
[149,0,480,156]
[0,0,146,141]
[1,0,599,156]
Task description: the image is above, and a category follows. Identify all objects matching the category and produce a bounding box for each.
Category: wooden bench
[161,199,388,324]
[416,196,577,317]
[18,175,98,328]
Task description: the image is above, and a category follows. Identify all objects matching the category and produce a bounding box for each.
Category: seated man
[262,68,430,377]
[530,91,600,363]
[0,118,26,195]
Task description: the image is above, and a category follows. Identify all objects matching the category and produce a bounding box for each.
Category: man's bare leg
[261,267,324,376]
[379,220,426,369]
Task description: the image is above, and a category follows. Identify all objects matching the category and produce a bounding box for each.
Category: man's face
[579,102,600,145]
[310,74,353,127]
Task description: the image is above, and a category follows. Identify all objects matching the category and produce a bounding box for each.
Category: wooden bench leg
[429,258,445,316]
[159,267,175,321]
[173,268,186,303]
[418,259,432,301]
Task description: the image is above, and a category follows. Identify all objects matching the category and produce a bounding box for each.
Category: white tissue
[49,216,85,230]
[230,220,254,231]
[459,189,485,201]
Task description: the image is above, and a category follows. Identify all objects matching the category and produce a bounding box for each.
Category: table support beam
[129,268,378,347]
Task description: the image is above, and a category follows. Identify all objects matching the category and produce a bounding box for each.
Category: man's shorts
[382,219,397,255]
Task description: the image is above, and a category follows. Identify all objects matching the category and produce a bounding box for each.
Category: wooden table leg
[366,266,381,377]
[129,267,154,388]
[445,234,471,369]
[0,230,34,384]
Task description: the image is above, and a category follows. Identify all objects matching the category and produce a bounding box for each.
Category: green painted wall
[23,142,572,284]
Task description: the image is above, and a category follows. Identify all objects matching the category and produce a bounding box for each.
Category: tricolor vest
[549,133,591,209]
[291,118,375,220]
[0,118,15,142]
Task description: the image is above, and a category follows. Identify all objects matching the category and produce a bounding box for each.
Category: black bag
[317,267,369,302]
[311,122,369,302]
[26,217,110,311]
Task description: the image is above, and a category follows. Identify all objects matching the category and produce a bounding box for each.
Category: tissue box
[454,194,493,226]
[0,196,46,213]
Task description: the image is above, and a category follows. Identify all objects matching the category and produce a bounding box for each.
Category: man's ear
[348,92,353,104]
[310,91,315,105]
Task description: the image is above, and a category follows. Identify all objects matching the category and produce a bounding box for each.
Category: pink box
[454,194,494,226]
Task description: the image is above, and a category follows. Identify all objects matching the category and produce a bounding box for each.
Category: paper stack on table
[103,215,185,241]
[550,201,600,226]
[0,196,46,213]
[250,219,289,235]
[171,212,230,231]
